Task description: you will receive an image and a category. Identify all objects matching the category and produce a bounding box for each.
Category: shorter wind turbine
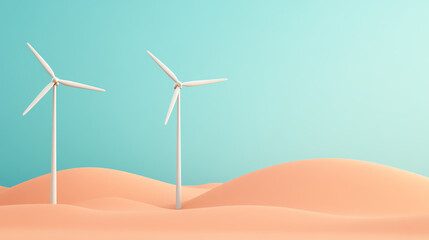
[23,43,105,204]
[147,50,227,209]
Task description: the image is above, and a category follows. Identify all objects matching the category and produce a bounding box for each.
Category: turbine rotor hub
[174,82,182,89]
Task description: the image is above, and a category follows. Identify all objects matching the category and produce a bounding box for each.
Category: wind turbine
[23,43,106,204]
[147,51,227,209]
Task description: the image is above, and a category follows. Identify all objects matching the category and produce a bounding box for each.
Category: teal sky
[1,0,429,187]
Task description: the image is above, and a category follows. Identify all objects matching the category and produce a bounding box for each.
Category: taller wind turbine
[23,43,106,204]
[147,51,227,209]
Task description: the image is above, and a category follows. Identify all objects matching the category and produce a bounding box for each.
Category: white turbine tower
[147,51,227,209]
[23,43,106,204]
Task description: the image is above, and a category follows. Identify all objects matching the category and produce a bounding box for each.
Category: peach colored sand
[0,158,429,240]
[0,186,7,193]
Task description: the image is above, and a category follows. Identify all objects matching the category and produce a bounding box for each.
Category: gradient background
[1,0,429,187]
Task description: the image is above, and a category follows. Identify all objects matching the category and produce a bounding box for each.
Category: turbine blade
[165,87,180,125]
[27,43,55,78]
[147,51,180,84]
[182,78,227,87]
[23,81,55,116]
[58,79,106,92]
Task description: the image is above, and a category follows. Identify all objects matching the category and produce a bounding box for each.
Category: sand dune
[0,168,208,208]
[0,186,8,193]
[0,230,425,240]
[0,204,428,234]
[185,158,429,216]
[1,158,429,239]
[74,197,165,211]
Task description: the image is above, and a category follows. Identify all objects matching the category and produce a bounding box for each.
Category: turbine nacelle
[174,82,182,89]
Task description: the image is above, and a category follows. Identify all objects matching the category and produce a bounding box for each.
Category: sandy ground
[0,158,428,239]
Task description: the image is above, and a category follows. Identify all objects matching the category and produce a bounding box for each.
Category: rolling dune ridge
[185,159,429,216]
